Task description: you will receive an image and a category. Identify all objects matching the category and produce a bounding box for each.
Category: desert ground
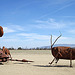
[0,50,75,75]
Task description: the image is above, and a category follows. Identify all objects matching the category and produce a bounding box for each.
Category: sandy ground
[0,50,75,75]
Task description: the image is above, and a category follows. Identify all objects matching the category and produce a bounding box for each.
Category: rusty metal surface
[52,46,75,60]
[0,26,4,37]
[0,50,9,62]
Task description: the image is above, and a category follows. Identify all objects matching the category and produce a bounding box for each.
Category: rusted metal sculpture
[0,26,34,64]
[49,34,75,67]
[0,47,34,63]
[0,46,34,63]
[0,26,9,62]
[2,46,12,59]
[0,50,9,62]
[0,26,4,37]
[10,59,34,62]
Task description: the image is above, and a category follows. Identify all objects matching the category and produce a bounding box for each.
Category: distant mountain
[54,44,75,48]
[41,44,75,49]
[40,46,50,49]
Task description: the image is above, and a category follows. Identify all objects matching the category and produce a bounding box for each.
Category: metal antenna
[51,32,62,47]
[51,35,52,50]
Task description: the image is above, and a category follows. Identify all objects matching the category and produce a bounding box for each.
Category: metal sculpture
[0,26,4,37]
[0,26,34,64]
[0,46,34,63]
[49,34,75,67]
[0,26,9,62]
[0,50,9,62]
[2,46,12,59]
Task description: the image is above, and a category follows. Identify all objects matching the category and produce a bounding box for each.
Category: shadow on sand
[33,64,72,68]
[13,62,31,64]
[0,63,3,65]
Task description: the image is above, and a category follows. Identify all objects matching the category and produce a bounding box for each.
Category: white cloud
[35,18,66,29]
[51,35,73,45]
[6,24,25,31]
[18,32,70,43]
[10,25,24,31]
[18,33,50,40]
[62,16,75,18]
[53,2,74,13]
[50,0,68,5]
[3,27,15,33]
[39,0,75,19]
[68,30,75,34]
[17,32,73,47]
[1,30,73,48]
[3,24,25,33]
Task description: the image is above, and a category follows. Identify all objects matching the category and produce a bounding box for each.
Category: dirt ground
[0,50,75,75]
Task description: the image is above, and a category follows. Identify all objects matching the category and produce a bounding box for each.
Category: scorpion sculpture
[0,26,33,63]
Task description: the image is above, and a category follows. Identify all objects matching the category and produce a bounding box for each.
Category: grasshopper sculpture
[49,34,75,67]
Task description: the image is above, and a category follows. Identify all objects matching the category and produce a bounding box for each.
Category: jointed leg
[49,51,61,65]
[49,57,56,64]
[55,58,59,63]
[49,53,59,65]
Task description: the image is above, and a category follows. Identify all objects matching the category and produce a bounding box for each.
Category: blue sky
[0,0,75,48]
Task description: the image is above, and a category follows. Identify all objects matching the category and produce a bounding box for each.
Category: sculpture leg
[49,57,56,64]
[70,50,72,67]
[55,58,59,63]
[49,53,59,65]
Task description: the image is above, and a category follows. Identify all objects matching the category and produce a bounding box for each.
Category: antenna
[51,32,62,47]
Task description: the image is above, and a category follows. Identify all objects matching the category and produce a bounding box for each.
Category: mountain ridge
[41,44,75,49]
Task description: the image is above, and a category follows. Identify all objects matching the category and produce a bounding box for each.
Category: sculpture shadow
[13,62,30,64]
[33,64,71,68]
[0,63,3,65]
